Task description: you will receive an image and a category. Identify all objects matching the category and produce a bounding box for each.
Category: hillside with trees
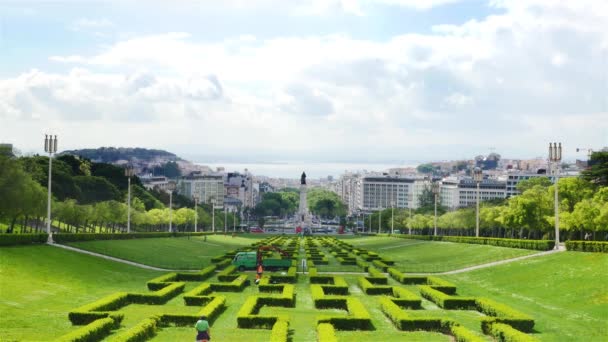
[60,147,178,163]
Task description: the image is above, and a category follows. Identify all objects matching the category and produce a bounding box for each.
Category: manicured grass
[2,236,606,341]
[444,251,608,342]
[343,236,537,272]
[0,245,161,341]
[65,234,262,269]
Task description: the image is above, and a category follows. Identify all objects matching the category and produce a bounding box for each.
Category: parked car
[250,227,264,233]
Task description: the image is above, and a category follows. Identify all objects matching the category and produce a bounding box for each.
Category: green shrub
[358,277,392,295]
[476,298,534,333]
[317,323,337,342]
[108,316,159,342]
[388,268,427,284]
[146,273,177,290]
[356,258,369,271]
[395,235,554,250]
[0,233,48,246]
[270,319,289,342]
[183,283,212,305]
[217,265,237,281]
[565,240,608,253]
[214,258,231,269]
[316,298,373,330]
[488,322,539,342]
[176,265,216,281]
[427,276,457,295]
[69,293,129,325]
[210,274,249,292]
[372,259,389,271]
[419,286,475,310]
[450,324,486,342]
[127,282,185,305]
[57,317,118,342]
[392,287,422,309]
[308,267,318,276]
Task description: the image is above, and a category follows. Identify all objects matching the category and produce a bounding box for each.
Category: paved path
[48,243,198,272]
[49,242,566,276]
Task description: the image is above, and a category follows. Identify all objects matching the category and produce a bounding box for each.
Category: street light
[378,208,382,234]
[432,182,439,236]
[44,134,58,243]
[124,165,135,234]
[193,194,200,232]
[224,203,228,234]
[473,167,483,238]
[391,200,395,235]
[549,142,562,250]
[167,182,176,232]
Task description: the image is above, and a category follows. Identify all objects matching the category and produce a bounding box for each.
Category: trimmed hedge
[476,298,535,333]
[356,258,369,271]
[215,258,231,270]
[395,235,555,251]
[270,319,289,342]
[107,316,159,342]
[128,282,185,304]
[0,233,48,246]
[387,268,427,284]
[450,324,487,342]
[565,240,608,253]
[380,297,444,331]
[372,259,389,271]
[183,283,212,305]
[57,316,122,342]
[236,296,290,329]
[317,323,338,342]
[162,296,226,326]
[419,286,476,310]
[392,287,422,309]
[210,275,249,292]
[427,276,457,295]
[176,265,216,281]
[488,323,539,342]
[269,267,297,283]
[146,273,177,290]
[317,298,373,330]
[53,232,214,243]
[69,293,130,325]
[217,265,237,282]
[358,277,393,295]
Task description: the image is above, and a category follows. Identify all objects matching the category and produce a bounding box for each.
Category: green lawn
[65,234,262,269]
[444,251,608,342]
[2,236,606,341]
[344,236,537,272]
[0,245,161,341]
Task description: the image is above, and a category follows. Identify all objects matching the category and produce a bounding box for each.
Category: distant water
[194,161,418,179]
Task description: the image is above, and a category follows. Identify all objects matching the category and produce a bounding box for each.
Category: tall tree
[581,151,608,186]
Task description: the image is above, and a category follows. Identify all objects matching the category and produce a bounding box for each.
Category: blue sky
[1,0,606,164]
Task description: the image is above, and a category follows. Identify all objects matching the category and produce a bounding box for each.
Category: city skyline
[1,0,607,162]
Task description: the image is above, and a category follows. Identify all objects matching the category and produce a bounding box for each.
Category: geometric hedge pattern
[57,236,539,342]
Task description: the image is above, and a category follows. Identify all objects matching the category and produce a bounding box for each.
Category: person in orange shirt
[255,264,263,284]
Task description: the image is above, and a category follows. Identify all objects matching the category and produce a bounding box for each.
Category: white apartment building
[140,176,170,191]
[178,174,224,208]
[225,172,258,208]
[440,177,506,210]
[503,172,555,198]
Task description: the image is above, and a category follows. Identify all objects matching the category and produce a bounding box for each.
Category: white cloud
[3,0,608,161]
[70,18,114,31]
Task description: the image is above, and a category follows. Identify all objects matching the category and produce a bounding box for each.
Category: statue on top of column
[301,172,306,185]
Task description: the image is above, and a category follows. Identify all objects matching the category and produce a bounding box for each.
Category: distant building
[178,174,224,208]
[440,177,507,210]
[140,176,170,191]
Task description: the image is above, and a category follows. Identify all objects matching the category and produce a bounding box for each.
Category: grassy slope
[444,252,608,341]
[0,245,160,341]
[344,236,536,272]
[65,234,261,269]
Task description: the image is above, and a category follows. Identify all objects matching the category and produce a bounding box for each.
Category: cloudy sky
[1,0,607,164]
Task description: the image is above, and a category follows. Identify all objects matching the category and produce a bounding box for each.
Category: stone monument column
[298,172,312,228]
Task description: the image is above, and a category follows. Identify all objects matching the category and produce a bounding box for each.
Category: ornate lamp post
[44,134,58,243]
[124,165,135,233]
[432,182,439,236]
[167,182,176,232]
[193,194,200,232]
[473,167,483,237]
[391,200,395,235]
[549,142,562,249]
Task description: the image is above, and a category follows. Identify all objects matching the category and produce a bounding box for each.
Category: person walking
[255,263,264,285]
[195,315,211,342]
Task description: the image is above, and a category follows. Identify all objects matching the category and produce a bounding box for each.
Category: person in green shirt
[195,315,211,341]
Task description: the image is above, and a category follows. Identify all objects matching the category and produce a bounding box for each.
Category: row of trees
[0,154,234,233]
[362,177,607,240]
[253,188,347,219]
